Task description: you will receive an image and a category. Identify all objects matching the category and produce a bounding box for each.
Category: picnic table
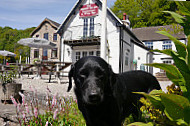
[0,61,72,83]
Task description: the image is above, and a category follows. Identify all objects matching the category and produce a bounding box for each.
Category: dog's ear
[67,64,74,92]
[108,65,117,91]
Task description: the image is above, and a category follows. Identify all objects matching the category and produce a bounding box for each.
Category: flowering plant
[11,86,86,126]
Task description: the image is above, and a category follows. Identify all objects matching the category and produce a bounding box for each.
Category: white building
[57,0,151,74]
[133,25,186,75]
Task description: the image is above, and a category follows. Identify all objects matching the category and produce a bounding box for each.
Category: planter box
[0,83,22,101]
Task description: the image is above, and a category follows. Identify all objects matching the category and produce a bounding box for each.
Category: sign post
[100,0,107,61]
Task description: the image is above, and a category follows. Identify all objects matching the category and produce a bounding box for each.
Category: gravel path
[15,75,76,103]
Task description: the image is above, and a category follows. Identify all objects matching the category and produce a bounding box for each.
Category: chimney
[122,13,130,28]
[123,13,127,20]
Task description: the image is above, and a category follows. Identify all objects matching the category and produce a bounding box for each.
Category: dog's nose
[89,92,100,102]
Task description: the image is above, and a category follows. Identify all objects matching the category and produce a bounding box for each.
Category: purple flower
[52,93,57,108]
[45,121,49,126]
[17,103,21,112]
[34,107,38,118]
[25,103,29,114]
[22,111,26,119]
[53,109,58,120]
[19,92,25,105]
[10,96,17,107]
[62,106,65,112]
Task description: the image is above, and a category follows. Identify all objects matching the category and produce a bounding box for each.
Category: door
[43,49,48,60]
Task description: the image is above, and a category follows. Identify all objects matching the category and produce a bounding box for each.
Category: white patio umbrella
[17,38,56,77]
[0,50,16,64]
[0,50,16,57]
[17,38,56,49]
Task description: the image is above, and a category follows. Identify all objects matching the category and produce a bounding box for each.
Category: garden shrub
[129,2,190,126]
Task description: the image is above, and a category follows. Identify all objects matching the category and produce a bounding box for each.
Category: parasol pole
[100,0,107,61]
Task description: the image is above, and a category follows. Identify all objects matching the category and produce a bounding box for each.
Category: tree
[110,0,178,28]
[0,27,35,63]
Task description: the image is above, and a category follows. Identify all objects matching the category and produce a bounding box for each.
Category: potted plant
[0,71,22,103]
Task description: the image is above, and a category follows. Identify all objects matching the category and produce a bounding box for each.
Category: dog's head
[68,56,116,105]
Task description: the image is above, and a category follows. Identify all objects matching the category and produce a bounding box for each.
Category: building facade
[30,18,61,63]
[133,25,186,75]
[57,0,151,74]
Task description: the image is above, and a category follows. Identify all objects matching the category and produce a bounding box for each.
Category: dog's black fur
[68,56,161,126]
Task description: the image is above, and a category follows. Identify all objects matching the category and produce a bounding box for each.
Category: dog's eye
[96,68,104,78]
[80,74,86,78]
[79,70,88,79]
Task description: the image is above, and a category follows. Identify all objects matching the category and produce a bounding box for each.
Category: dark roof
[132,25,186,41]
[47,18,60,27]
[30,18,60,36]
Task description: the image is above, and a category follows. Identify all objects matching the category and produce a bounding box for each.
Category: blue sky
[0,0,116,30]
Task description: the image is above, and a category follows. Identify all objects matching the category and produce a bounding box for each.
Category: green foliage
[127,122,154,126]
[0,71,17,84]
[132,85,188,125]
[147,2,190,99]
[136,2,190,125]
[111,0,177,28]
[0,26,35,63]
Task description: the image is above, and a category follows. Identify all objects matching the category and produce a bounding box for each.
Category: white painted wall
[140,39,186,75]
[61,0,122,73]
[134,45,149,71]
[59,0,149,74]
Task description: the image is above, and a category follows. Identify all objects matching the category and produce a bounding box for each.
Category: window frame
[76,52,81,61]
[44,33,49,40]
[144,41,153,49]
[53,33,57,42]
[34,49,39,58]
[83,18,88,38]
[89,17,94,36]
[51,48,58,58]
[162,40,172,50]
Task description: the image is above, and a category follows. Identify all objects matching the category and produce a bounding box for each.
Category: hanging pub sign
[79,3,99,18]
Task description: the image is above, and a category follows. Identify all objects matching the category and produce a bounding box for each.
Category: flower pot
[0,83,22,102]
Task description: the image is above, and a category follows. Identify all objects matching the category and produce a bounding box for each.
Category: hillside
[0,26,35,63]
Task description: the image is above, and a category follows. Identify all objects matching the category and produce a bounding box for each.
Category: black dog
[68,56,161,126]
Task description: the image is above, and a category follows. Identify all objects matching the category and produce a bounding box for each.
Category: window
[89,51,94,56]
[90,17,94,36]
[83,18,88,38]
[34,49,39,58]
[144,42,153,49]
[163,41,172,50]
[44,33,49,40]
[36,34,39,38]
[96,51,100,57]
[163,60,172,64]
[53,33,57,41]
[51,48,57,58]
[76,52,81,61]
[82,51,87,57]
[125,52,129,66]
